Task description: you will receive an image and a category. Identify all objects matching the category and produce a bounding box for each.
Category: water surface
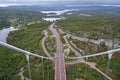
[0,27,17,42]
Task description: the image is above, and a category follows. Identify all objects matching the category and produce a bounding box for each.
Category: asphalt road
[50,23,67,80]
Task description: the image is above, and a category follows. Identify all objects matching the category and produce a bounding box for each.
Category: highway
[1,23,119,80]
[50,23,67,80]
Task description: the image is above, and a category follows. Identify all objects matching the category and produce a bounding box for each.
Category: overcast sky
[0,0,120,7]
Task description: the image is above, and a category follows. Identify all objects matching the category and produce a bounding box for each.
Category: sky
[0,0,120,7]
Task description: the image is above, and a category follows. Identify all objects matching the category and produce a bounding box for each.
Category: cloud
[0,0,120,7]
[0,3,17,7]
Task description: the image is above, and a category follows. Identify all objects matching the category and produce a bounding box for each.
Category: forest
[57,15,120,40]
[0,9,45,29]
[0,19,53,80]
[57,14,120,79]
[0,7,120,80]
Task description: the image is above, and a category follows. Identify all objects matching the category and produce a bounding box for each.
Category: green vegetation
[7,22,50,55]
[66,63,104,80]
[0,17,10,29]
[24,59,54,80]
[47,29,53,36]
[0,48,25,80]
[57,14,120,80]
[68,37,109,55]
[0,7,120,80]
[88,54,120,80]
[66,50,75,57]
[66,54,120,80]
[45,37,56,56]
[57,15,120,40]
[66,8,120,17]
[0,21,53,80]
[0,9,45,29]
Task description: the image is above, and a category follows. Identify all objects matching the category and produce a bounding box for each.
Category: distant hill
[0,5,120,11]
[68,8,120,16]
[0,8,44,29]
[0,5,120,29]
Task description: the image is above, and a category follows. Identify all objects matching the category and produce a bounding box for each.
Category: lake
[42,18,62,22]
[0,27,17,42]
